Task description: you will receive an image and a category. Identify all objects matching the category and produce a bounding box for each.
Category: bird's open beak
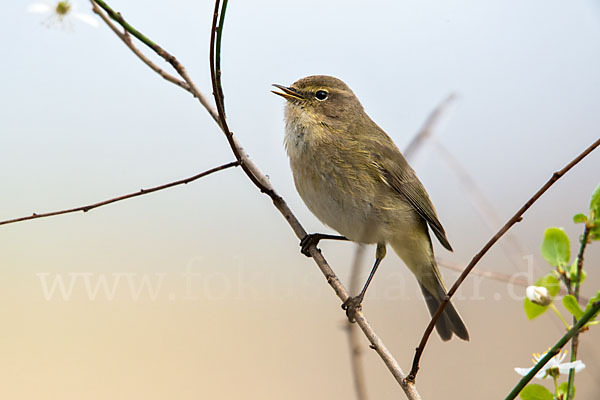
[271,84,304,101]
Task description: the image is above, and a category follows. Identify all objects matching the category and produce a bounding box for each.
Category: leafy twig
[408,137,600,382]
[566,225,591,400]
[504,300,600,400]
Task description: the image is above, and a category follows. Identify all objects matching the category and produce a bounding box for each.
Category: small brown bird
[273,75,469,341]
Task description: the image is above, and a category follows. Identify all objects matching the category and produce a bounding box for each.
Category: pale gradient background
[1,0,600,398]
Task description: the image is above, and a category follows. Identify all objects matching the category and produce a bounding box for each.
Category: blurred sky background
[1,0,599,398]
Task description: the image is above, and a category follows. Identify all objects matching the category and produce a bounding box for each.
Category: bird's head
[272,75,364,126]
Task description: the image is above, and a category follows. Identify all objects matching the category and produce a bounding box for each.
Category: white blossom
[515,351,585,379]
[28,1,98,29]
[526,285,552,306]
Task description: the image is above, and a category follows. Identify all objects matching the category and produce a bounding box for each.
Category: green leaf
[563,295,584,319]
[541,228,570,267]
[573,213,587,224]
[590,184,600,241]
[536,273,561,297]
[524,297,548,319]
[590,225,600,241]
[584,291,600,321]
[585,291,600,311]
[590,184,600,218]
[568,258,586,284]
[557,381,574,399]
[576,269,586,284]
[519,383,553,400]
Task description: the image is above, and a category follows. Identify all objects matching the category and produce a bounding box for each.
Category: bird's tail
[390,235,469,341]
[419,279,469,341]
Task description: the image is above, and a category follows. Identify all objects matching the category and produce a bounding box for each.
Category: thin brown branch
[403,93,456,160]
[92,0,219,124]
[437,258,530,287]
[346,321,369,400]
[437,258,580,299]
[404,95,530,272]
[407,96,548,294]
[407,137,600,382]
[0,161,239,227]
[433,140,530,270]
[346,245,368,400]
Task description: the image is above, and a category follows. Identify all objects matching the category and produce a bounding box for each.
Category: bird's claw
[341,296,363,322]
[300,234,321,257]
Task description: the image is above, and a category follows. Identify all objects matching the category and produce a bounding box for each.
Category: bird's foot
[300,234,322,257]
[300,233,348,257]
[341,296,363,322]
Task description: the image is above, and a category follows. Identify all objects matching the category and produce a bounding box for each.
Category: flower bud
[526,286,552,306]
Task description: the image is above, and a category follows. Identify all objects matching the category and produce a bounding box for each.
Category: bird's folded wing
[371,140,453,251]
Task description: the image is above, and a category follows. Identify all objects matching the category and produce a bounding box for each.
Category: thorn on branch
[552,171,562,180]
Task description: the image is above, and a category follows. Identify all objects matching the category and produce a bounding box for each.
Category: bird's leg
[342,243,386,322]
[300,233,348,257]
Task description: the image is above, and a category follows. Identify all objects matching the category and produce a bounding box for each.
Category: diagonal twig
[89,1,191,93]
[0,161,239,227]
[403,94,456,160]
[436,258,582,300]
[408,137,600,382]
[432,139,530,271]
[405,95,530,272]
[92,0,219,124]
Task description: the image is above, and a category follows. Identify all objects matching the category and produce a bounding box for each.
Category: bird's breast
[283,118,391,243]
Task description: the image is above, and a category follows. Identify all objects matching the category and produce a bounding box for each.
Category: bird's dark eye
[315,90,328,101]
